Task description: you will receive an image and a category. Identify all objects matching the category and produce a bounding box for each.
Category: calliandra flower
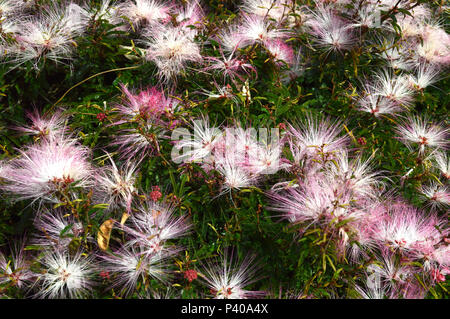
[115,84,179,121]
[432,151,450,179]
[354,270,388,299]
[173,117,223,163]
[95,154,138,212]
[216,154,258,195]
[240,0,290,23]
[0,0,27,17]
[356,78,405,117]
[372,202,446,258]
[267,174,359,227]
[281,50,304,84]
[395,116,449,154]
[10,2,89,67]
[143,26,202,82]
[416,24,450,66]
[408,63,442,90]
[1,137,94,204]
[324,151,385,199]
[123,199,192,257]
[198,249,266,299]
[99,245,170,297]
[371,70,415,108]
[117,0,171,29]
[366,251,418,296]
[217,24,247,53]
[238,14,290,48]
[34,250,97,299]
[175,0,204,30]
[376,37,415,71]
[203,48,255,83]
[305,4,356,53]
[418,183,450,211]
[32,209,89,250]
[263,39,294,66]
[0,241,35,289]
[287,115,349,167]
[14,109,68,140]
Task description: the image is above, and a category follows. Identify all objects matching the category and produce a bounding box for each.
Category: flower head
[1,137,94,204]
[395,116,449,154]
[34,250,97,299]
[198,249,265,299]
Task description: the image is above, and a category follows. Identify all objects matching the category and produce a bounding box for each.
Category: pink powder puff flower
[123,199,192,257]
[32,209,90,250]
[1,137,94,204]
[432,151,450,179]
[240,0,291,23]
[367,250,419,296]
[287,115,350,167]
[217,24,247,53]
[0,241,35,289]
[33,250,97,299]
[238,14,290,48]
[215,151,259,195]
[281,50,304,84]
[263,39,294,66]
[111,124,165,162]
[117,0,171,30]
[94,154,138,212]
[245,139,290,175]
[305,4,356,53]
[99,245,170,297]
[11,2,89,67]
[115,84,179,121]
[372,202,447,258]
[143,25,202,82]
[198,249,266,299]
[173,117,223,164]
[429,245,450,271]
[175,0,205,30]
[0,0,27,17]
[416,24,450,66]
[325,151,385,200]
[13,109,68,141]
[394,115,449,154]
[267,176,354,227]
[418,183,450,211]
[203,47,256,83]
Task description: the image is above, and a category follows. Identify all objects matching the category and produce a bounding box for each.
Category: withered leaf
[97,219,115,251]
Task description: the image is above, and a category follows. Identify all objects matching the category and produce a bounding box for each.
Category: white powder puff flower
[238,14,290,48]
[34,250,97,299]
[408,63,442,90]
[99,245,170,296]
[432,151,450,179]
[143,26,202,82]
[198,249,266,299]
[240,0,290,23]
[305,4,356,53]
[95,154,138,212]
[32,209,91,251]
[395,115,449,154]
[418,183,450,211]
[118,0,171,29]
[0,241,35,289]
[123,199,192,257]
